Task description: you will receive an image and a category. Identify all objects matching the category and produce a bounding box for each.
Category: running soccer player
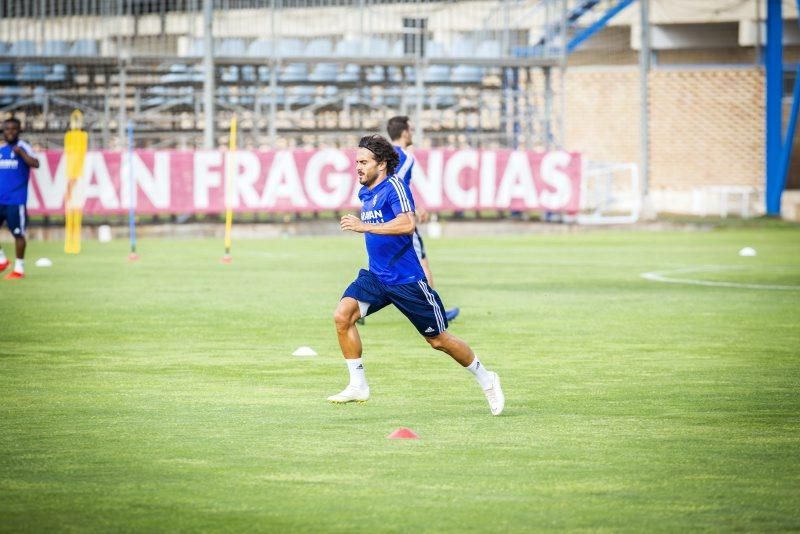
[387,115,459,322]
[0,117,39,280]
[330,134,504,416]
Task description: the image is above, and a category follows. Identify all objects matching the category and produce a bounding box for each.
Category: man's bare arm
[340,212,416,235]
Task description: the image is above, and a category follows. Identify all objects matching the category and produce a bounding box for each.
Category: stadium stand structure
[0,0,585,151]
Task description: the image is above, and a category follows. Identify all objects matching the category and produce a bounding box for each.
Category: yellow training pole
[221,115,237,263]
[64,110,88,254]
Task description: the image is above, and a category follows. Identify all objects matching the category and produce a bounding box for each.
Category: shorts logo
[424,327,435,333]
[13,227,20,235]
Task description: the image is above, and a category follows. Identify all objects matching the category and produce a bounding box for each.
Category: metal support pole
[269,63,278,148]
[755,0,762,65]
[639,0,652,207]
[39,0,45,45]
[414,9,424,145]
[254,80,262,147]
[765,0,783,215]
[203,0,215,149]
[269,0,277,148]
[558,0,567,148]
[103,82,111,149]
[118,60,127,151]
[544,66,553,150]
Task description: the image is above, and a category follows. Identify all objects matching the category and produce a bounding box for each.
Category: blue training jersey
[393,145,415,186]
[359,174,425,286]
[0,140,36,204]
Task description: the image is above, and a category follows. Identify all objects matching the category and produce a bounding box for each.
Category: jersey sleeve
[17,141,38,160]
[388,177,416,215]
[397,152,414,185]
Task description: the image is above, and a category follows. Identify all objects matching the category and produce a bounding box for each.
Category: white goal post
[577,161,641,225]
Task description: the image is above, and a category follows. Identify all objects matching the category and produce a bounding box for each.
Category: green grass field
[1,224,799,531]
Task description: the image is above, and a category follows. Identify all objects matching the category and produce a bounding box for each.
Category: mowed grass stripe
[1,226,798,531]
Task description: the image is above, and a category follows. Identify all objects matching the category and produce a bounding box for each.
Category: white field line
[640,266,800,291]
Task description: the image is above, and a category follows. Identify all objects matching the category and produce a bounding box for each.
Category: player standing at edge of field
[387,115,460,323]
[0,117,40,280]
[329,134,504,416]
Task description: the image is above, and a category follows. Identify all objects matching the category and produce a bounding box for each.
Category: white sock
[0,249,6,262]
[346,358,367,388]
[14,259,24,274]
[466,356,493,389]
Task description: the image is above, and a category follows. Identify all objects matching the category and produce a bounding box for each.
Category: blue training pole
[765,0,783,215]
[127,121,137,255]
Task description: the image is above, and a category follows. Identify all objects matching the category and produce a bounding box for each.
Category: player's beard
[359,170,377,186]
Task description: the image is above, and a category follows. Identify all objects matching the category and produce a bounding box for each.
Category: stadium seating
[0,64,15,83]
[45,64,68,82]
[450,38,484,83]
[305,38,333,56]
[9,40,37,56]
[307,38,337,82]
[0,21,514,147]
[287,86,317,108]
[17,64,48,82]
[365,66,385,83]
[186,39,204,57]
[42,40,69,56]
[162,63,204,84]
[221,65,240,83]
[248,39,273,58]
[218,39,247,57]
[476,40,502,58]
[365,38,391,57]
[277,39,308,82]
[257,86,286,107]
[332,40,362,83]
[69,40,97,56]
[246,40,274,83]
[431,86,458,108]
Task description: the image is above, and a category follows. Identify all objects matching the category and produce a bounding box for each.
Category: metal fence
[0,0,587,150]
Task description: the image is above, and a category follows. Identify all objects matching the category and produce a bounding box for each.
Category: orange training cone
[388,427,419,439]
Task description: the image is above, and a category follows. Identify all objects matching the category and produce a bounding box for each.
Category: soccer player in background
[0,117,39,280]
[330,134,504,416]
[387,115,460,322]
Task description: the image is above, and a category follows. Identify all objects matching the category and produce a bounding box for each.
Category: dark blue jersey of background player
[387,115,459,323]
[0,117,39,280]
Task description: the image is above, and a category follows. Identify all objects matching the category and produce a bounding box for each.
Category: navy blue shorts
[0,204,27,237]
[342,269,448,337]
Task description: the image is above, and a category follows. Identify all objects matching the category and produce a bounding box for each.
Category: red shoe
[4,271,24,280]
[0,260,9,272]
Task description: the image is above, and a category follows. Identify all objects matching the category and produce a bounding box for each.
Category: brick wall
[562,66,769,214]
[649,68,764,191]
[563,68,641,166]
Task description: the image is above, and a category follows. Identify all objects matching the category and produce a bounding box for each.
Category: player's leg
[4,205,26,279]
[329,269,389,403]
[334,297,364,360]
[0,206,8,271]
[389,279,503,415]
[425,331,504,416]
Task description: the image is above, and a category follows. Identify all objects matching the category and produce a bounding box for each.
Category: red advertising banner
[28,149,581,215]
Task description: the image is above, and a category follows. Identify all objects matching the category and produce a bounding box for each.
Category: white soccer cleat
[327,384,370,403]
[483,372,505,416]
